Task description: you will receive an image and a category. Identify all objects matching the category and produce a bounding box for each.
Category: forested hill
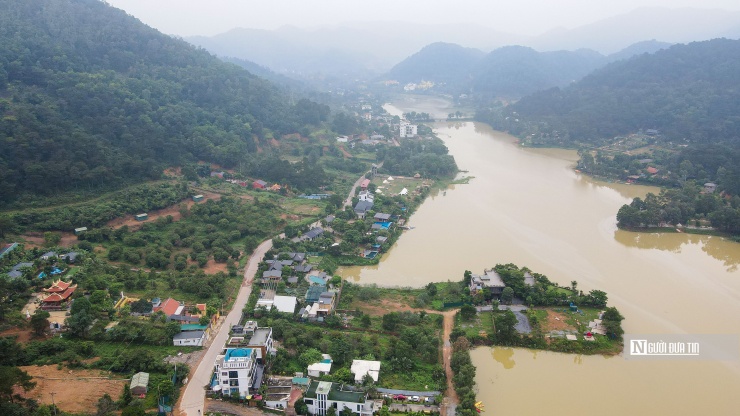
[482,38,740,145]
[384,42,485,88]
[384,41,668,100]
[0,0,327,206]
[470,46,605,100]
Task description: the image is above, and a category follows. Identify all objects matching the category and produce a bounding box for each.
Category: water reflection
[614,230,740,271]
[491,347,516,369]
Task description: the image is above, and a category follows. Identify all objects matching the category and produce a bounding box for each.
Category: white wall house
[350,360,381,383]
[173,330,205,346]
[303,381,374,416]
[307,354,333,377]
[214,348,257,398]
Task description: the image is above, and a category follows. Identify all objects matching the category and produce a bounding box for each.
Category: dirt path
[105,191,222,231]
[440,309,459,416]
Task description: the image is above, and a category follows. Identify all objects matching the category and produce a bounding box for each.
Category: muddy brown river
[339,97,740,415]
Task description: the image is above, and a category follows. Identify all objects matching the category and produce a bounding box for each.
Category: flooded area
[339,98,740,414]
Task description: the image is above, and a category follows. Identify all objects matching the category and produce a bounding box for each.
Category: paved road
[377,388,440,396]
[511,310,532,334]
[342,162,383,209]
[177,239,273,416]
[343,172,368,209]
[389,403,440,412]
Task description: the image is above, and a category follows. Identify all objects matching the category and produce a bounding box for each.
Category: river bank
[340,98,740,415]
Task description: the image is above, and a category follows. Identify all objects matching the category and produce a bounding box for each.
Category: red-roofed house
[154,298,182,316]
[646,167,659,174]
[43,280,72,293]
[41,284,77,310]
[360,178,370,190]
[253,180,267,189]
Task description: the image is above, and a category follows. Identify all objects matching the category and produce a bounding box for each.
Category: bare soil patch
[338,145,352,158]
[163,167,182,177]
[106,192,222,231]
[20,232,78,248]
[356,299,419,316]
[19,365,127,415]
[0,328,35,344]
[543,310,576,331]
[202,259,229,274]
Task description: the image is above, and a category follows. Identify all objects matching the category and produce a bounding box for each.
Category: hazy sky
[106,0,740,37]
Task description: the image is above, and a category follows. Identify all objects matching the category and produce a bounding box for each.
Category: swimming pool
[373,221,392,230]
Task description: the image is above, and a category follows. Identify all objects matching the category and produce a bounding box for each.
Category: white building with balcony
[399,122,417,138]
[303,380,374,416]
[214,348,257,398]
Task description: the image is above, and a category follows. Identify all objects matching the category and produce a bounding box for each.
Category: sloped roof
[42,284,77,303]
[158,298,181,316]
[131,372,149,388]
[43,280,72,293]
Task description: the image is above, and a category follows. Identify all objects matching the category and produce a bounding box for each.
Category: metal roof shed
[130,372,149,395]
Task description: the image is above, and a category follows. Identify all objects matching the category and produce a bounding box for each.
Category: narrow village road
[343,173,367,209]
[440,309,459,416]
[342,162,383,209]
[177,239,273,416]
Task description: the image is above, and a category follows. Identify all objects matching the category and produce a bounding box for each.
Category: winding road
[177,239,273,416]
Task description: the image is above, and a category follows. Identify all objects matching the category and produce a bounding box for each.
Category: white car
[411,396,420,402]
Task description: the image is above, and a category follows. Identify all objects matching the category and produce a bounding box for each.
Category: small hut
[74,227,87,235]
[130,372,149,396]
[135,213,148,221]
[192,194,204,202]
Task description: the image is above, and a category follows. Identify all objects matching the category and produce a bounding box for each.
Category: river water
[339,96,740,415]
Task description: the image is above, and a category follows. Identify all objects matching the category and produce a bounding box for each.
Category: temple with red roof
[41,280,77,310]
[43,279,72,293]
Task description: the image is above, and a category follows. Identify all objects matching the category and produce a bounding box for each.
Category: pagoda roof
[42,284,77,303]
[43,279,72,293]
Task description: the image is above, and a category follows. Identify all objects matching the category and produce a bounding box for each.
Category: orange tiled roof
[43,279,72,293]
[156,298,181,316]
[42,284,77,303]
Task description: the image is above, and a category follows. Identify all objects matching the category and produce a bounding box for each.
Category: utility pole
[50,392,58,416]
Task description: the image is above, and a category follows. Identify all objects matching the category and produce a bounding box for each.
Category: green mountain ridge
[384,41,670,99]
[492,38,740,145]
[0,0,324,206]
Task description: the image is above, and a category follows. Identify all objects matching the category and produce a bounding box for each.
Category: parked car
[411,396,420,402]
[393,394,407,401]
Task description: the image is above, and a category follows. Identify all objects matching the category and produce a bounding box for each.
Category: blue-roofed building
[0,243,18,259]
[214,348,258,398]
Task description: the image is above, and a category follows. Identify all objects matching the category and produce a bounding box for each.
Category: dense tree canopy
[479,39,740,147]
[0,0,326,206]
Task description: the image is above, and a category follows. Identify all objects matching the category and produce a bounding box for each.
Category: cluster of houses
[302,378,375,416]
[207,171,282,192]
[300,358,380,415]
[4,250,79,280]
[114,294,213,346]
[210,313,380,416]
[256,251,340,321]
